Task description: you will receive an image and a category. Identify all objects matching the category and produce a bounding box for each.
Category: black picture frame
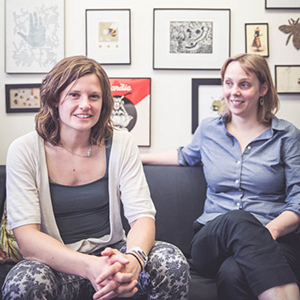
[153,8,231,70]
[245,23,269,57]
[275,65,300,94]
[265,0,300,9]
[5,84,41,113]
[192,78,222,133]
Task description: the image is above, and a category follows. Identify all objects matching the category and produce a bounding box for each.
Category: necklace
[62,145,92,158]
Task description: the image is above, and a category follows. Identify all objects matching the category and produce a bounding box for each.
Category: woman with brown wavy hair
[3,56,190,300]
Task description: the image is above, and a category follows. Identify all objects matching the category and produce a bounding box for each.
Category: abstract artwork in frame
[153,9,231,70]
[86,9,131,65]
[245,23,269,57]
[109,78,151,146]
[192,78,222,133]
[265,0,300,9]
[5,84,42,113]
[275,65,300,94]
[5,0,65,74]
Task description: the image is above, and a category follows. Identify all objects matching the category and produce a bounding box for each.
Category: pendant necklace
[62,145,92,158]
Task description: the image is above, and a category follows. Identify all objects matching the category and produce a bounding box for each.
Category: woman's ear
[261,82,269,97]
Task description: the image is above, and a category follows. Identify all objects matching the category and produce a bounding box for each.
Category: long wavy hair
[220,53,279,123]
[35,56,114,146]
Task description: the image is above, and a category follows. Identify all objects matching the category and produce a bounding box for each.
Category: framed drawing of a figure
[5,0,65,73]
[245,23,269,57]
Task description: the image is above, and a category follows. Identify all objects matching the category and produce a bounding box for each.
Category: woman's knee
[145,241,190,298]
[217,257,255,300]
[2,260,57,300]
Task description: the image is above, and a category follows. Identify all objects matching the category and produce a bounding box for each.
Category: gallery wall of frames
[0,0,300,163]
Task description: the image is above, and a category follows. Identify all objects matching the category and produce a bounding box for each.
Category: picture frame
[245,23,269,57]
[5,0,65,74]
[109,78,151,146]
[192,78,222,133]
[275,65,300,94]
[153,8,231,70]
[86,9,131,65]
[265,0,300,9]
[5,84,42,113]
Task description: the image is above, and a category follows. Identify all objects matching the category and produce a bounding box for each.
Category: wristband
[126,252,143,272]
[126,247,148,268]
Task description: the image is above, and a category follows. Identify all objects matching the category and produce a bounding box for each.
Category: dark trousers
[191,210,300,300]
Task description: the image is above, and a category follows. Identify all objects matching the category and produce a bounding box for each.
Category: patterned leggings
[2,241,190,300]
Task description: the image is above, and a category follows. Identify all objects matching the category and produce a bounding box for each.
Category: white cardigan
[6,130,156,253]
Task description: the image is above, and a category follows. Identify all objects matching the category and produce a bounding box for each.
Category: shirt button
[237,161,241,164]
[247,146,251,150]
[235,179,239,184]
[237,203,240,207]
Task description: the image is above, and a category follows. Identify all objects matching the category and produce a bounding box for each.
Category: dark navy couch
[0,164,217,300]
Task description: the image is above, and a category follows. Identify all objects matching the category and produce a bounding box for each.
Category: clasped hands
[91,247,141,300]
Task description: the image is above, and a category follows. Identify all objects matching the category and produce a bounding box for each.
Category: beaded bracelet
[126,252,143,272]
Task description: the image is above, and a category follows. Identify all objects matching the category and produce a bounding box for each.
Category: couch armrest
[0,165,6,220]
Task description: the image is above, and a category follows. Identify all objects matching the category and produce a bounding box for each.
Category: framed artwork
[86,9,131,65]
[265,0,300,9]
[192,78,222,133]
[5,84,42,113]
[5,0,65,74]
[153,8,231,70]
[109,78,151,146]
[275,65,300,94]
[245,23,269,57]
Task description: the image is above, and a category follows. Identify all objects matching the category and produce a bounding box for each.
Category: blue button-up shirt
[179,116,300,227]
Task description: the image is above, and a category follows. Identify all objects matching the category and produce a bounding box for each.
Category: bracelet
[126,252,143,272]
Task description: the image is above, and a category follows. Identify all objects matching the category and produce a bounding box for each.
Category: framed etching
[275,65,300,94]
[245,23,269,57]
[86,9,131,65]
[192,78,222,133]
[153,8,231,70]
[5,84,42,113]
[265,0,300,9]
[5,0,65,73]
[109,78,151,146]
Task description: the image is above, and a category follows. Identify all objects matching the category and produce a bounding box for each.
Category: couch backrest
[141,165,206,258]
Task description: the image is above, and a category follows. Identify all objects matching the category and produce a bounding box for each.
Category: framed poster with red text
[109,78,151,146]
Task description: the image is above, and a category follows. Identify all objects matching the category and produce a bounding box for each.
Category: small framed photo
[86,9,131,65]
[5,0,65,73]
[153,8,231,70]
[5,84,42,113]
[275,65,300,94]
[265,0,300,9]
[109,78,151,146]
[192,78,222,133]
[245,23,269,57]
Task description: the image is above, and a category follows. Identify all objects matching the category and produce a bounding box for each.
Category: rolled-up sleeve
[281,131,300,215]
[178,124,202,166]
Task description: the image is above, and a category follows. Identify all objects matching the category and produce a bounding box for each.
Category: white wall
[1,0,299,164]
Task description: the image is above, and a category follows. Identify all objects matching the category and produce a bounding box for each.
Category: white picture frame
[5,0,65,74]
[86,9,131,65]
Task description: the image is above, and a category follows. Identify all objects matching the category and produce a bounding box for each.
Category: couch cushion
[143,165,207,258]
